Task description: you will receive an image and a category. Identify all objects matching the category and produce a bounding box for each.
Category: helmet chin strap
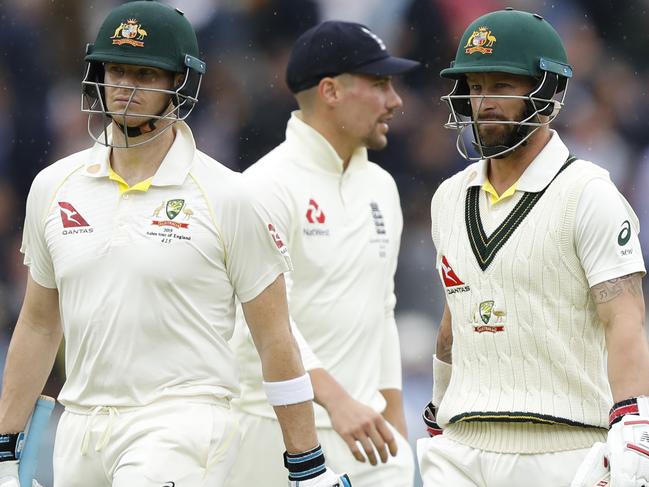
[115,118,158,137]
[113,100,173,139]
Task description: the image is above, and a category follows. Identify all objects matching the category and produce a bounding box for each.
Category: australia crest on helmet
[111,18,148,47]
[464,26,497,55]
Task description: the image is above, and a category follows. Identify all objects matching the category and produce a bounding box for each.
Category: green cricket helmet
[440,8,573,160]
[82,0,206,148]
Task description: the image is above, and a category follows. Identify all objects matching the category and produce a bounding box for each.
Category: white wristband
[263,373,314,406]
[432,354,452,406]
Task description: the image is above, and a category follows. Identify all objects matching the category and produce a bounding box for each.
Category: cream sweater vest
[432,159,616,453]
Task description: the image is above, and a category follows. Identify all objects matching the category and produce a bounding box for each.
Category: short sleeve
[575,178,645,287]
[20,173,56,288]
[223,179,292,303]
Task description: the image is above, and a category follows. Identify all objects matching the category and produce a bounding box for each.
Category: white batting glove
[285,445,352,486]
[598,396,649,487]
[608,416,649,485]
[288,468,351,486]
[0,460,19,487]
[0,461,42,487]
[569,442,610,487]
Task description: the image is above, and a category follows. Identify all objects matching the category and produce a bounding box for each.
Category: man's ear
[318,77,343,106]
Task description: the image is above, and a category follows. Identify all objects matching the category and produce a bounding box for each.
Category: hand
[289,468,351,486]
[327,396,397,465]
[569,442,610,487]
[422,402,443,437]
[607,414,649,486]
[0,461,43,487]
[0,460,19,487]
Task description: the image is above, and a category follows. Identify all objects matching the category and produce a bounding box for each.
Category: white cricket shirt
[21,122,292,408]
[230,112,404,427]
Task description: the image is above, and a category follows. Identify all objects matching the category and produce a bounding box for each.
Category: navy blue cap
[286,20,420,93]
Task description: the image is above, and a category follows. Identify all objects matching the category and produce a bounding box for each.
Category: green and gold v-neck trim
[466,155,577,271]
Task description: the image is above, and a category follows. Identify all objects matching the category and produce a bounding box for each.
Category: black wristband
[0,433,23,462]
[283,444,326,481]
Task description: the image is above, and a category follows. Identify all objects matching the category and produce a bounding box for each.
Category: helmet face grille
[81,63,203,149]
[80,1,205,148]
[441,74,569,161]
[439,9,572,160]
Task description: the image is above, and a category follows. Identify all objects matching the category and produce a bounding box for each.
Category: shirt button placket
[113,192,133,246]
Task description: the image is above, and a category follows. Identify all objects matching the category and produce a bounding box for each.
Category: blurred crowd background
[1,0,649,484]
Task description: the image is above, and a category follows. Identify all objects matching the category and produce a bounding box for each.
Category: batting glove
[288,468,351,487]
[569,441,610,487]
[285,445,352,486]
[422,402,443,437]
[607,397,649,486]
[0,433,42,487]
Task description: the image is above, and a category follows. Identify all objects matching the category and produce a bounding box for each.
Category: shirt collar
[285,111,369,174]
[467,130,570,193]
[82,121,196,187]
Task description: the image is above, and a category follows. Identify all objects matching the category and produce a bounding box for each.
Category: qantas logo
[441,256,470,294]
[59,202,90,228]
[306,199,326,224]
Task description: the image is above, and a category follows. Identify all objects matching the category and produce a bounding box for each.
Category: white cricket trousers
[53,398,240,487]
[417,435,591,487]
[224,411,415,487]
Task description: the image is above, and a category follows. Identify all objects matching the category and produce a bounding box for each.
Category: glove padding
[422,402,443,437]
[288,468,351,487]
[570,416,649,487]
[608,414,649,486]
[0,460,42,487]
[569,442,610,487]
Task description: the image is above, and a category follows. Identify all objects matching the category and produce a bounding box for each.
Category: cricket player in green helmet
[0,1,351,486]
[418,8,649,487]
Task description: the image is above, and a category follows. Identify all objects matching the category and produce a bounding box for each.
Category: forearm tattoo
[591,272,643,304]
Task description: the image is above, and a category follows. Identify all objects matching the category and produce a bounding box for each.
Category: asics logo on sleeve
[161,483,175,487]
[618,220,631,246]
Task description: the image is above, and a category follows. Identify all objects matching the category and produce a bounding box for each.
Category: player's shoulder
[366,160,398,189]
[243,142,291,181]
[30,148,92,196]
[566,157,611,182]
[191,149,239,178]
[191,149,257,207]
[436,162,476,196]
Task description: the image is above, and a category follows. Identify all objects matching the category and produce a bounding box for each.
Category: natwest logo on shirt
[306,199,326,224]
[59,202,93,235]
[441,255,469,294]
[303,198,329,237]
